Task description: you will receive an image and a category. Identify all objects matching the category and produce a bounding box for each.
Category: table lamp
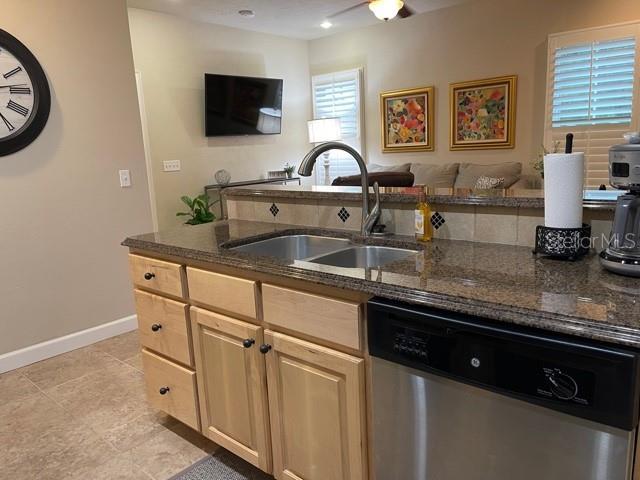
[307,118,342,185]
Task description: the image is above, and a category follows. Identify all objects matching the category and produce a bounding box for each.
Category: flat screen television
[205,73,283,136]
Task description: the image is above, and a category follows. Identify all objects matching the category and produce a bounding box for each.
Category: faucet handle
[373,181,380,202]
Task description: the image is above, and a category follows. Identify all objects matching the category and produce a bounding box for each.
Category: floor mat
[169,449,274,480]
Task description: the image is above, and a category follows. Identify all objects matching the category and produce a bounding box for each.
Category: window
[545,22,640,187]
[311,69,364,185]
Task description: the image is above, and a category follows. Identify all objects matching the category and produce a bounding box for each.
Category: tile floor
[0,331,218,479]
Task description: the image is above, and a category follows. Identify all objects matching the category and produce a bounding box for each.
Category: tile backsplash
[226,197,613,249]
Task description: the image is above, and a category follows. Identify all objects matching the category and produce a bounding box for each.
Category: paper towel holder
[533,224,591,261]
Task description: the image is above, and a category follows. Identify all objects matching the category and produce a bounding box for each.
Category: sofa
[332,161,540,189]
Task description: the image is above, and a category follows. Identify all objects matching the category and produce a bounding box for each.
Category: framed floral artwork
[449,75,517,150]
[380,86,434,153]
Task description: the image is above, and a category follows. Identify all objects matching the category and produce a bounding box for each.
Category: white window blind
[545,22,640,187]
[312,69,364,185]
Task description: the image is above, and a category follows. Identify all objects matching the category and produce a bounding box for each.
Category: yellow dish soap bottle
[415,190,433,242]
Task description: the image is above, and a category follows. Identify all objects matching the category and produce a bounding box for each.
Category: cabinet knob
[151,324,162,332]
[259,344,272,354]
[159,386,170,395]
[144,272,155,280]
[243,338,255,348]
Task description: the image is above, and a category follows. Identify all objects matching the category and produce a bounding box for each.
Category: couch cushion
[454,162,522,189]
[410,163,459,188]
[368,162,412,173]
[332,171,414,187]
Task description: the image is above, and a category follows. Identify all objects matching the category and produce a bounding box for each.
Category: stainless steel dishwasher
[368,298,640,480]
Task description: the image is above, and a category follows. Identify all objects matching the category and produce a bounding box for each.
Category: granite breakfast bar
[222,185,619,247]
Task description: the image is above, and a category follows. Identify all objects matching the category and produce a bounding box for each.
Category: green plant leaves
[177,193,217,225]
[181,196,194,209]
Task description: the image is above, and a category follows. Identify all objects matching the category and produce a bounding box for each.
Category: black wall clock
[0,29,50,156]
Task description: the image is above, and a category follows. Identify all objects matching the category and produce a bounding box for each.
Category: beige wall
[128,9,312,230]
[308,0,640,173]
[1,0,153,354]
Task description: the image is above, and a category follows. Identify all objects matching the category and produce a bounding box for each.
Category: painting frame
[380,86,435,153]
[449,75,517,151]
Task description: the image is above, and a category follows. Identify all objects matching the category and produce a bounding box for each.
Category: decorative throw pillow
[454,162,522,189]
[367,162,412,173]
[409,163,459,188]
[475,176,505,189]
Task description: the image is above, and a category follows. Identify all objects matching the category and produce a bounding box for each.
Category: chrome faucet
[298,142,381,237]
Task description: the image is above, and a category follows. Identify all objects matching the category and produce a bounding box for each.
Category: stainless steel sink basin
[230,235,351,261]
[309,245,417,268]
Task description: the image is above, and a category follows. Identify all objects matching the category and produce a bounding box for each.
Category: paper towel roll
[543,153,584,228]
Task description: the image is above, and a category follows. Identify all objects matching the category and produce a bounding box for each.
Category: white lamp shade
[368,0,404,20]
[307,118,342,143]
[257,108,282,134]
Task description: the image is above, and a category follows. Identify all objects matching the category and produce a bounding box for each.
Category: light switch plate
[163,160,181,172]
[119,169,131,187]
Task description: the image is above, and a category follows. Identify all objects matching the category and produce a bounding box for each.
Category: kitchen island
[123,220,640,480]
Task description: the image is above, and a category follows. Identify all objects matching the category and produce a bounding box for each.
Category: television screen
[205,74,283,136]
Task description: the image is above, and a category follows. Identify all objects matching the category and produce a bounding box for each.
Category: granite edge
[223,188,616,211]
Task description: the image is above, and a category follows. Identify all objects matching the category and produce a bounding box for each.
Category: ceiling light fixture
[238,9,255,18]
[368,0,404,21]
[320,20,333,29]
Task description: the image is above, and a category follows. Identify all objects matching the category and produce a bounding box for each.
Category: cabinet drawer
[187,267,258,320]
[129,254,185,298]
[262,284,362,350]
[141,349,199,430]
[135,290,192,366]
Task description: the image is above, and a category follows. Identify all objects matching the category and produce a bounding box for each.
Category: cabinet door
[264,330,367,480]
[191,307,272,473]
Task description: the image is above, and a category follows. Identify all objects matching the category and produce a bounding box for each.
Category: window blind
[312,69,363,185]
[552,37,636,127]
[545,23,640,188]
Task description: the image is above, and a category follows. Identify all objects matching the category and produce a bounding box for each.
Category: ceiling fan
[328,0,414,22]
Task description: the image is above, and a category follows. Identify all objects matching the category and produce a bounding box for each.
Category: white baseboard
[0,315,138,374]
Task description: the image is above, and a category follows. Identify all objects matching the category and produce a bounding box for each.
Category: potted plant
[176,194,219,225]
[284,163,296,178]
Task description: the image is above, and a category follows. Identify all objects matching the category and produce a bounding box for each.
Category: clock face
[0,47,36,139]
[0,29,50,156]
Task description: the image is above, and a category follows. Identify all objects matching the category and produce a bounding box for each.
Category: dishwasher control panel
[369,298,640,431]
[391,325,596,406]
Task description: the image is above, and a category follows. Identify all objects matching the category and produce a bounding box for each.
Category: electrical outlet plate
[163,160,181,172]
[119,169,131,188]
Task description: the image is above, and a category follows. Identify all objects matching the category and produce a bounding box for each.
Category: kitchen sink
[230,234,351,261]
[309,245,417,268]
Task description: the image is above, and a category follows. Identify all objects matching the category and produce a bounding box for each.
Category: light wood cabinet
[141,349,199,430]
[264,330,367,480]
[191,307,272,472]
[128,254,369,479]
[187,267,258,321]
[129,254,185,298]
[135,289,192,366]
[262,284,362,351]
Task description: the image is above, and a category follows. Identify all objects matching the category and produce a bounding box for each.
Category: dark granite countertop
[123,220,640,348]
[223,185,618,210]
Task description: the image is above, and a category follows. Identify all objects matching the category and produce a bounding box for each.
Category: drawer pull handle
[259,344,272,354]
[159,386,170,395]
[151,324,162,332]
[144,272,155,280]
[243,338,255,348]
